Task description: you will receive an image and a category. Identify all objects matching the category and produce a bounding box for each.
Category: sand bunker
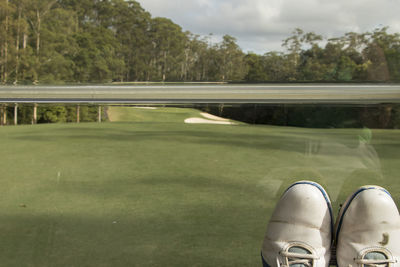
[133,107,157,110]
[200,112,230,121]
[184,118,235,125]
[185,112,236,125]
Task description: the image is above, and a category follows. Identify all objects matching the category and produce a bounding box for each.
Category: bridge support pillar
[76,105,80,123]
[14,103,18,125]
[0,105,3,126]
[33,103,37,124]
[2,105,6,125]
[98,106,102,123]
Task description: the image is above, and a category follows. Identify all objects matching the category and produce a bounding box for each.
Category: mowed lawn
[0,106,399,266]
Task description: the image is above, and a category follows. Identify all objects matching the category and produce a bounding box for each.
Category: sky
[137,0,400,54]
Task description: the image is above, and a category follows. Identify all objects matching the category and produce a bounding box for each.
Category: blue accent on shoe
[261,252,271,267]
[335,186,392,247]
[285,181,334,242]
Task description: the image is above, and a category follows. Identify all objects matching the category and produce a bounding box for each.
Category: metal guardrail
[0,84,400,104]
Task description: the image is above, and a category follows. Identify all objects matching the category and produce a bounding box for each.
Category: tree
[0,0,13,83]
[367,27,400,81]
[38,105,67,123]
[73,26,123,82]
[189,35,210,81]
[262,52,292,82]
[148,17,187,81]
[24,0,58,83]
[218,35,246,81]
[362,28,392,81]
[245,53,268,82]
[38,6,78,83]
[112,0,151,81]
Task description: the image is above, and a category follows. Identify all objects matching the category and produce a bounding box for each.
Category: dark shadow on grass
[0,197,268,267]
[52,174,268,204]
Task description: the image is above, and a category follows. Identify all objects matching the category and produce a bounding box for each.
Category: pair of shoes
[261,181,400,267]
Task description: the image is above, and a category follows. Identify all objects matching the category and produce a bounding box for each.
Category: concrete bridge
[1,84,400,124]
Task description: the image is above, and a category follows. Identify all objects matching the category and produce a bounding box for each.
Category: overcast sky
[137,0,400,54]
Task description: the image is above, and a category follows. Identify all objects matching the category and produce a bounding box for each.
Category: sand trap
[133,107,157,110]
[185,112,236,125]
[200,112,230,121]
[184,118,235,125]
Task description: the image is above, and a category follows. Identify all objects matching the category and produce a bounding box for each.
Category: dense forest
[1,0,400,84]
[202,104,400,129]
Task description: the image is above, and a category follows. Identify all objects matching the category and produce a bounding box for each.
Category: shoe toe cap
[262,182,333,267]
[337,187,400,266]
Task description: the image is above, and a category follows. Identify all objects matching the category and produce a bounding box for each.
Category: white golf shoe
[261,181,333,267]
[335,185,400,267]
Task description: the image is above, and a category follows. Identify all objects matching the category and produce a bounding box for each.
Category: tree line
[203,104,400,129]
[0,0,246,84]
[1,0,400,84]
[246,28,400,82]
[0,104,102,124]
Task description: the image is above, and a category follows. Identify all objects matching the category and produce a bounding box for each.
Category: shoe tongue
[288,247,311,267]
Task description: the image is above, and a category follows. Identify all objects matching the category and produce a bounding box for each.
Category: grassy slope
[0,107,399,266]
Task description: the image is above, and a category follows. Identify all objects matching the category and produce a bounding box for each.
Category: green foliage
[5,104,102,124]
[336,56,357,81]
[79,105,99,122]
[1,0,250,83]
[148,17,187,81]
[245,27,400,83]
[38,106,67,123]
[245,53,268,81]
[17,105,34,124]
[38,7,78,83]
[1,2,400,84]
[205,104,400,129]
[73,26,124,82]
[219,35,247,81]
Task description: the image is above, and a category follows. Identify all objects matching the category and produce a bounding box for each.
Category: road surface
[0,84,400,104]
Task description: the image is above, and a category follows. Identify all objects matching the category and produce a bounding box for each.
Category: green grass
[107,106,204,123]
[0,107,399,266]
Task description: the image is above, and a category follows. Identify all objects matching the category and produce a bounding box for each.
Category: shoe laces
[277,246,319,267]
[354,259,395,267]
[354,251,396,267]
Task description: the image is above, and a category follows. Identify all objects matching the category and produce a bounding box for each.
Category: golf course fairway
[0,106,399,266]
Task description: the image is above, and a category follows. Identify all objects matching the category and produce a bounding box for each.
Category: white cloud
[138,0,400,54]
